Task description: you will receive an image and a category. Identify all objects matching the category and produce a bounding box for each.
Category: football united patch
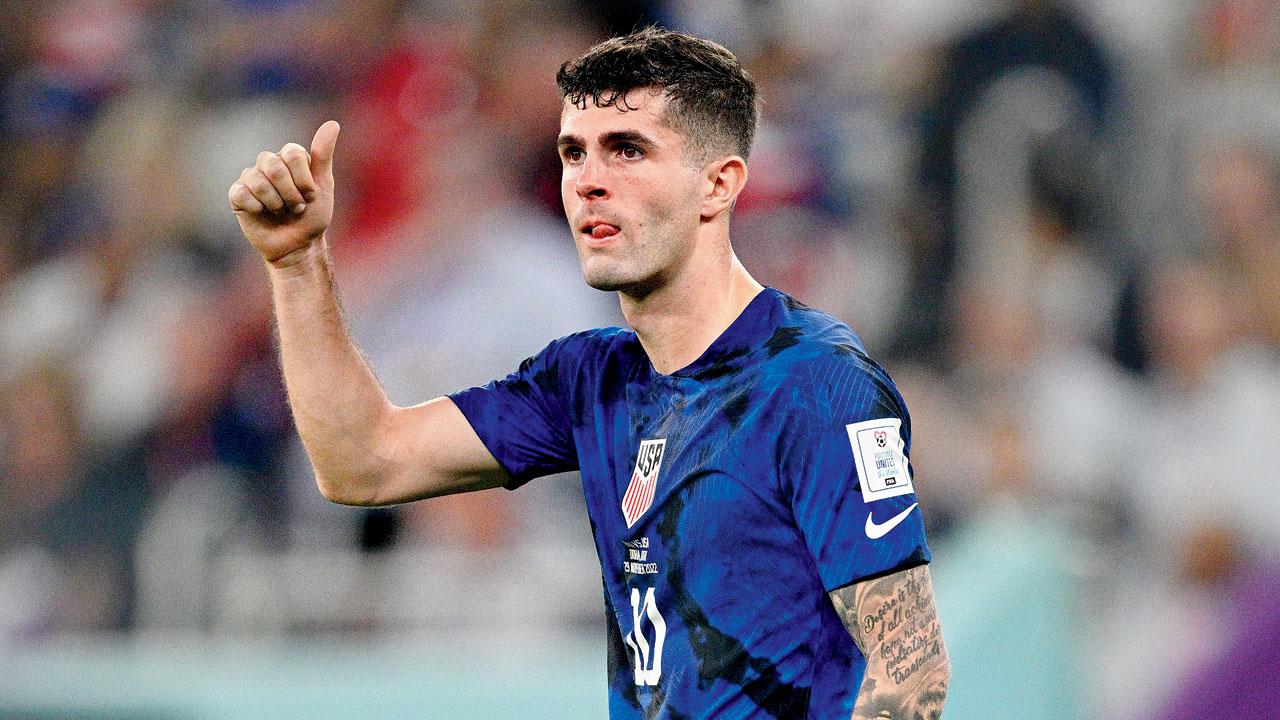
[846,418,913,502]
[622,438,666,528]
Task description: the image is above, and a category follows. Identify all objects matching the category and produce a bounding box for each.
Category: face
[558,90,705,294]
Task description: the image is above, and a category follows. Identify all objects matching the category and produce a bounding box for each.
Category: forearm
[232,126,504,506]
[832,565,950,720]
[850,659,949,720]
[267,237,398,504]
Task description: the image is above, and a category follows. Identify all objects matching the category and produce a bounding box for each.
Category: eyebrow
[556,133,585,150]
[600,130,656,149]
[556,130,658,150]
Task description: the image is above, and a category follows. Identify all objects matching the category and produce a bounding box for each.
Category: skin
[228,122,508,506]
[229,88,948,714]
[831,566,951,719]
[557,89,760,373]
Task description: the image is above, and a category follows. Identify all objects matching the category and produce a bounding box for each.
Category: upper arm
[780,356,930,592]
[375,396,511,504]
[324,331,589,506]
[373,333,591,504]
[829,565,950,717]
[445,337,582,489]
[315,396,508,506]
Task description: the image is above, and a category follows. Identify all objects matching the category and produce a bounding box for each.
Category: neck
[619,228,764,375]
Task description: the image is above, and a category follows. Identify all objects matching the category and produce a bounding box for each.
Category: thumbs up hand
[229,120,341,266]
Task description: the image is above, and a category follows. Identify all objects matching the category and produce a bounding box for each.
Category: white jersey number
[623,587,667,686]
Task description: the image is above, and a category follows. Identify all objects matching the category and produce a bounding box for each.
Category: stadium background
[2,0,1279,717]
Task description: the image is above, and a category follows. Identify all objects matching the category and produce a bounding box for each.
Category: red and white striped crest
[622,438,666,528]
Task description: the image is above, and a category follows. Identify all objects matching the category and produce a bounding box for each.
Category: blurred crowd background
[2,0,1279,717]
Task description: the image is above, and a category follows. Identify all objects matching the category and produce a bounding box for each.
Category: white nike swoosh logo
[865,503,918,539]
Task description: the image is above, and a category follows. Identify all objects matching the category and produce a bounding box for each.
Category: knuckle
[262,159,288,180]
[281,144,308,162]
[247,179,279,205]
[244,174,269,194]
[229,185,258,210]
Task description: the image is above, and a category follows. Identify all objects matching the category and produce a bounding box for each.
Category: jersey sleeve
[779,356,931,592]
[448,334,585,489]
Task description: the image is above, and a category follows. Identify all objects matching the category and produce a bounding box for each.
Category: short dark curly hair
[556,27,760,163]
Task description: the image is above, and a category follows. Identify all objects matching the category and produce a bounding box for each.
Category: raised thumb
[309,120,340,177]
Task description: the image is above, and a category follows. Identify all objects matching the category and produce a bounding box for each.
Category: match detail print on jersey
[846,418,914,502]
[622,438,666,528]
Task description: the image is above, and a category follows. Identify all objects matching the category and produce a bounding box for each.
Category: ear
[699,156,748,220]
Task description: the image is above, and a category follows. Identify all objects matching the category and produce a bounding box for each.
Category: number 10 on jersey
[624,587,667,686]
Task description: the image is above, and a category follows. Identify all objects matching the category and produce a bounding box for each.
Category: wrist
[266,237,329,276]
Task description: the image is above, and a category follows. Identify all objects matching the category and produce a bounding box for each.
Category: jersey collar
[661,287,783,381]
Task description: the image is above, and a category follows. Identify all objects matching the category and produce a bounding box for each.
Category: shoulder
[538,325,635,368]
[519,325,638,393]
[763,292,907,424]
[472,326,636,423]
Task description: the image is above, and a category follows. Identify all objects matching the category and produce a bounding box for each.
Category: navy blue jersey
[450,288,930,719]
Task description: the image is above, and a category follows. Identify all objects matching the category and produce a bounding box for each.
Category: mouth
[579,219,621,246]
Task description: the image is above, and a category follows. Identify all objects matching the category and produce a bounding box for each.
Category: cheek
[649,177,700,226]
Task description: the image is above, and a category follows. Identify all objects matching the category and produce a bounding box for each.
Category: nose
[574,156,609,201]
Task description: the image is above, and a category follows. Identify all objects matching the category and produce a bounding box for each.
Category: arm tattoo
[829,565,950,720]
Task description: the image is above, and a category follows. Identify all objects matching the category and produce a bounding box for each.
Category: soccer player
[229,27,949,720]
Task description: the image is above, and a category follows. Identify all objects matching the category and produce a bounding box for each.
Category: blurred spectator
[0,364,149,638]
[1194,141,1280,349]
[1092,259,1280,717]
[1135,261,1280,559]
[900,0,1117,360]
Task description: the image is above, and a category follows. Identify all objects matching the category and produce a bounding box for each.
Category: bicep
[373,396,509,504]
[829,565,950,717]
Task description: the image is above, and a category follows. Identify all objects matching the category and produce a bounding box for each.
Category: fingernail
[291,203,306,214]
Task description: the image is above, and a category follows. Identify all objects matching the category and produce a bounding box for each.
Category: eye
[620,145,643,160]
[562,147,584,163]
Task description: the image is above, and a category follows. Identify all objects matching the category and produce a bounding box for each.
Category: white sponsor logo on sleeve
[865,502,919,539]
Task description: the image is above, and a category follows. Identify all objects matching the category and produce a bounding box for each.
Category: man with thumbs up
[230,28,948,720]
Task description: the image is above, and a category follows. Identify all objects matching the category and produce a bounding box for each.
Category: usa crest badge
[622,438,666,528]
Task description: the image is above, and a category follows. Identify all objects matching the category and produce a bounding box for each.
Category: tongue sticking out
[591,224,619,239]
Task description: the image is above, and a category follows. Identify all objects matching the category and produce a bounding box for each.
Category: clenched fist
[229,120,340,266]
